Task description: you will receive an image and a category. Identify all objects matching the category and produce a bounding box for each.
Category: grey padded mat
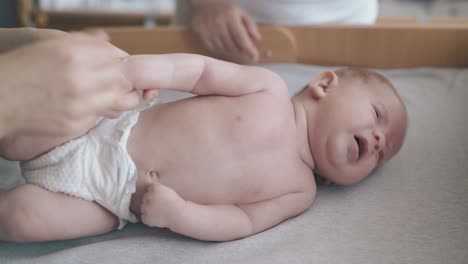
[1,64,467,264]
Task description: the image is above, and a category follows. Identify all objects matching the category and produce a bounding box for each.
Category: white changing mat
[0,65,467,264]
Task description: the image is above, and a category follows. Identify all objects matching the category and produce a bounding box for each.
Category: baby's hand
[140,182,183,228]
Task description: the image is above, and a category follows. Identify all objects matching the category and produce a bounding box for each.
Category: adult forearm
[0,28,40,53]
[188,0,217,8]
[0,28,66,53]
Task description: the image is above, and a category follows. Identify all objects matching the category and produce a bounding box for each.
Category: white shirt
[224,0,378,25]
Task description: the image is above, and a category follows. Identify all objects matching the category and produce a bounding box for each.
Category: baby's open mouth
[354,136,366,160]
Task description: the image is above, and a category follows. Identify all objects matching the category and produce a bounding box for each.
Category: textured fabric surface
[1,65,467,264]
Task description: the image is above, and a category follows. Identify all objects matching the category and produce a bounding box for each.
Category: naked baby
[0,54,407,242]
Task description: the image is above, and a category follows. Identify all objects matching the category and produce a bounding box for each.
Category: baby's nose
[372,130,385,151]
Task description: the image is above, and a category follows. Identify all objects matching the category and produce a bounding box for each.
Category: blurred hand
[0,32,157,160]
[190,0,261,64]
[0,27,68,53]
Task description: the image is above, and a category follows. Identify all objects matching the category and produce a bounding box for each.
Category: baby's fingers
[142,89,160,101]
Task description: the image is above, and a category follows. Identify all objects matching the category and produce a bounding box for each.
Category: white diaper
[21,111,140,229]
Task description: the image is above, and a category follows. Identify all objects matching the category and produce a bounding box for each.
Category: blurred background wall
[1,0,467,29]
[0,0,18,27]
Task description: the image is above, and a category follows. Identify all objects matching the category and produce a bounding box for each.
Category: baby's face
[308,74,407,185]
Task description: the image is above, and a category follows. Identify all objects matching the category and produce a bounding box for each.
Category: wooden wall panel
[105,24,468,68]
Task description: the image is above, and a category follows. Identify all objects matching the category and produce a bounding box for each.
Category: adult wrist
[0,28,66,54]
[189,0,219,10]
[0,28,37,54]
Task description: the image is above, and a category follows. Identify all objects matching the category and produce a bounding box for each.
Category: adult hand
[0,27,69,54]
[190,0,261,64]
[0,33,156,160]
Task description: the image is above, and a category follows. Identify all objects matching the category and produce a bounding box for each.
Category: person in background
[175,0,378,63]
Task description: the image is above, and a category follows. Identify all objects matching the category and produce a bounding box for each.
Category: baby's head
[295,68,407,185]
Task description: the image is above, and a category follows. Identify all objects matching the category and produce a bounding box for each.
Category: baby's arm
[141,182,315,241]
[123,54,286,97]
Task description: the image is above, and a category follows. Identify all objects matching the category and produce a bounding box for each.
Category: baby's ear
[306,71,338,100]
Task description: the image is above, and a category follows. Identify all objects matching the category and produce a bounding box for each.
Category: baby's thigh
[0,184,118,242]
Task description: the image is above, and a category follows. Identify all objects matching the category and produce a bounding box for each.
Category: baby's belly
[129,165,260,216]
[125,110,252,215]
[133,153,241,217]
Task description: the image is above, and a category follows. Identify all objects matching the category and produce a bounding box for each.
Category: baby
[0,54,407,242]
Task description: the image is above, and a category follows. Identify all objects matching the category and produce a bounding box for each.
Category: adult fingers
[228,15,259,63]
[98,74,141,113]
[193,15,236,61]
[225,20,253,63]
[71,65,138,117]
[88,89,140,118]
[192,23,220,60]
[114,91,141,111]
[79,64,132,95]
[210,34,227,60]
[199,33,216,57]
[218,21,239,56]
[242,14,262,42]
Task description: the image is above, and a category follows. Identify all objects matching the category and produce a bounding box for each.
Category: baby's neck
[291,96,315,170]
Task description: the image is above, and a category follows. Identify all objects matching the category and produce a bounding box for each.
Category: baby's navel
[149,170,159,181]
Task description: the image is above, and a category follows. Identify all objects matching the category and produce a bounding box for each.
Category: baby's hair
[298,68,406,118]
[297,68,395,95]
[335,67,389,86]
[334,68,400,101]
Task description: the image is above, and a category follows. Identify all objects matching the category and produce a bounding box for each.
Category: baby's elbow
[254,67,289,97]
[183,217,255,242]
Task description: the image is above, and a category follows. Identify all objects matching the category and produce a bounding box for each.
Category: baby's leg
[0,184,118,242]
